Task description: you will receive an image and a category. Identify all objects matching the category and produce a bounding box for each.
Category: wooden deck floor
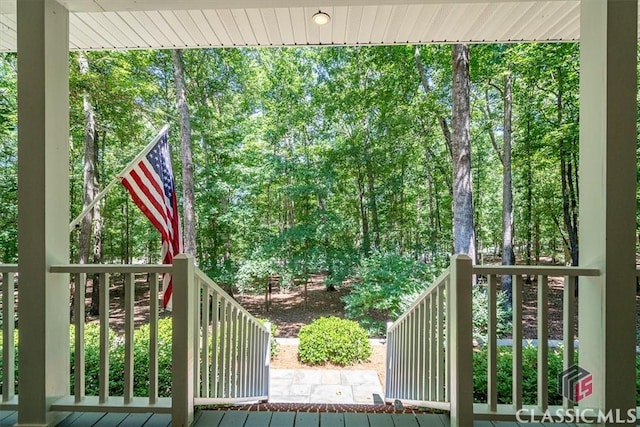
[0,410,582,427]
[193,411,450,426]
[0,410,586,426]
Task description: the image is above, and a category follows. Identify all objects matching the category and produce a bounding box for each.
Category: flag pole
[69,124,171,232]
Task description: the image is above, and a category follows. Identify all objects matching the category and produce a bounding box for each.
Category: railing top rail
[388,268,450,330]
[194,267,268,329]
[50,264,173,274]
[0,264,18,273]
[473,265,600,277]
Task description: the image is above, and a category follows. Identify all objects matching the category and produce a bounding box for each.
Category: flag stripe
[123,168,171,238]
[121,176,170,242]
[120,131,182,308]
[136,161,172,218]
[123,172,169,238]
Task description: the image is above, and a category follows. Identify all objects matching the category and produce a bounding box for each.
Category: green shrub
[471,285,511,343]
[298,316,372,366]
[343,252,442,335]
[0,329,19,394]
[473,345,565,405]
[70,319,173,397]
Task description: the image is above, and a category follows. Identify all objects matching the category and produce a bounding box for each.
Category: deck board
[0,411,16,427]
[392,413,420,427]
[244,411,274,427]
[194,411,224,426]
[93,412,128,427]
[142,413,172,427]
[118,413,153,427]
[415,413,447,427]
[294,411,320,426]
[64,412,107,427]
[55,412,85,427]
[343,413,369,427]
[367,413,393,427]
[218,410,248,427]
[268,411,296,427]
[320,412,345,427]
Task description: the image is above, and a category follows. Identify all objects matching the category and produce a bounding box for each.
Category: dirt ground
[271,343,388,386]
[238,276,352,338]
[238,275,569,340]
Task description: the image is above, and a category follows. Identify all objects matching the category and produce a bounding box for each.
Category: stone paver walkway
[269,369,385,405]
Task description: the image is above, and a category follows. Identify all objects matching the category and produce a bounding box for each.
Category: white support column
[448,254,473,427]
[16,1,70,426]
[579,0,637,421]
[172,255,195,427]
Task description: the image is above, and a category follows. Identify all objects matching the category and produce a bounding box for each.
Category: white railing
[157,254,271,427]
[385,254,473,426]
[472,265,599,418]
[34,254,270,427]
[193,267,271,404]
[0,264,18,410]
[2,257,270,425]
[385,256,601,424]
[49,263,173,413]
[385,269,448,406]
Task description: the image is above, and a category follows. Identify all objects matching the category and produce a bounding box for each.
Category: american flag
[121,131,182,308]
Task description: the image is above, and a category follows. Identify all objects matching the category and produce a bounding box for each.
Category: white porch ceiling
[0,0,632,52]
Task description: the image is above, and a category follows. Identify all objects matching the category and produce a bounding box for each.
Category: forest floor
[238,274,569,340]
[236,272,570,387]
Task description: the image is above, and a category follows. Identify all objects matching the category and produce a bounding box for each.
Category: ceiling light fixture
[312,10,331,26]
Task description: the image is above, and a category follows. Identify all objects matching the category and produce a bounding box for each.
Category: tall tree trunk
[77,51,99,318]
[171,49,196,257]
[451,44,476,263]
[364,133,379,251]
[357,170,370,256]
[501,73,515,295]
[560,145,579,265]
[415,47,453,157]
[556,67,579,266]
[398,159,406,255]
[90,132,103,315]
[416,46,455,257]
[524,109,533,266]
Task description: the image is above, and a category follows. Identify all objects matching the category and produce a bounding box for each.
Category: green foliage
[471,285,512,343]
[473,345,566,405]
[70,319,173,397]
[323,248,359,289]
[343,252,442,335]
[235,256,279,294]
[0,329,19,393]
[0,54,17,263]
[297,316,372,366]
[3,44,591,277]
